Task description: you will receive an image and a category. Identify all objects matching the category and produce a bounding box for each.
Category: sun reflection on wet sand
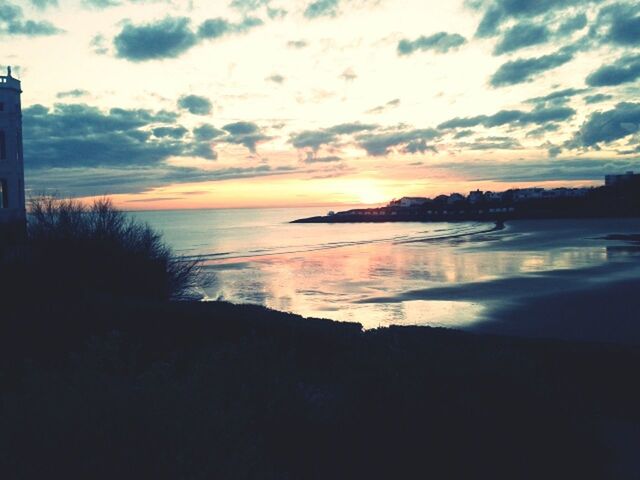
[200,218,640,329]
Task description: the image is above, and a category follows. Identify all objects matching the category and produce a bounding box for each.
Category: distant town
[293,171,640,223]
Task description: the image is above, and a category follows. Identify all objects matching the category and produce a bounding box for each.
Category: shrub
[22,196,201,301]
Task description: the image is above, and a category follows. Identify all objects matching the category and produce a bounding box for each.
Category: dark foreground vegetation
[1,199,639,479]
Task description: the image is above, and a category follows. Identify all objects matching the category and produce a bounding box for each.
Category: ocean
[131,207,640,331]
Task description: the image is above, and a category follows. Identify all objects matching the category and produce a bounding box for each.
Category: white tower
[0,66,26,233]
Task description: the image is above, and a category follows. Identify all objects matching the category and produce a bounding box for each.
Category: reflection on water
[133,209,640,330]
[202,238,614,329]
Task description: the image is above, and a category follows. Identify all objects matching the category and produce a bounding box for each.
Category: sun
[347,179,389,205]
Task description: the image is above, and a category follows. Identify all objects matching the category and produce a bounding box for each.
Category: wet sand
[359,218,640,344]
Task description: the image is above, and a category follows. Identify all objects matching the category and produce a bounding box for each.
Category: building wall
[0,73,25,226]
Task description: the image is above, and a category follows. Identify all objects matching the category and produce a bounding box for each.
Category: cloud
[221,121,270,152]
[193,124,226,141]
[291,130,339,150]
[356,128,439,156]
[438,105,575,130]
[0,1,63,36]
[433,155,638,184]
[29,0,58,8]
[452,137,522,151]
[266,74,285,84]
[197,16,263,39]
[27,164,298,197]
[556,12,587,36]
[56,89,89,99]
[287,39,308,48]
[113,15,263,62]
[526,88,586,106]
[177,95,213,115]
[21,103,198,169]
[304,0,339,19]
[596,3,640,46]
[290,122,377,151]
[90,34,108,55]
[472,0,593,38]
[152,126,188,139]
[493,22,549,55]
[490,48,574,87]
[586,54,640,87]
[397,32,466,55]
[83,0,120,7]
[114,17,198,61]
[339,67,357,81]
[572,102,640,148]
[366,98,400,114]
[584,93,613,104]
[304,153,342,163]
[526,124,560,137]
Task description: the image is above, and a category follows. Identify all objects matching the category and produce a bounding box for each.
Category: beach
[134,209,640,343]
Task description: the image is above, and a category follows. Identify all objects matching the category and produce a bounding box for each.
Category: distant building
[484,191,503,202]
[0,66,26,230]
[513,188,545,202]
[394,197,430,208]
[447,193,465,205]
[605,171,639,187]
[467,190,483,204]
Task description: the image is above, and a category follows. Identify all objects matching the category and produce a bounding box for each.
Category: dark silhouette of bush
[8,196,201,301]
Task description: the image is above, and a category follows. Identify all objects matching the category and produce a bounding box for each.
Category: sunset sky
[2,0,639,209]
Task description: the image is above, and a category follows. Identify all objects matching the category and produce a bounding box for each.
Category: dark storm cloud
[490,48,574,87]
[397,32,466,55]
[0,1,63,36]
[493,22,549,55]
[572,102,640,148]
[584,93,613,104]
[356,128,439,156]
[113,16,262,61]
[304,0,339,19]
[586,54,640,87]
[438,106,575,130]
[177,95,213,115]
[56,89,90,99]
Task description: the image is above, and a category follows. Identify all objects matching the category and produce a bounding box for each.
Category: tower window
[0,179,7,208]
[0,130,5,160]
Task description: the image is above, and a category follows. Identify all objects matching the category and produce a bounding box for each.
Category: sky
[1,0,639,209]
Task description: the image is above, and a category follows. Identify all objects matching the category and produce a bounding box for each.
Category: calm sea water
[131,208,640,329]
